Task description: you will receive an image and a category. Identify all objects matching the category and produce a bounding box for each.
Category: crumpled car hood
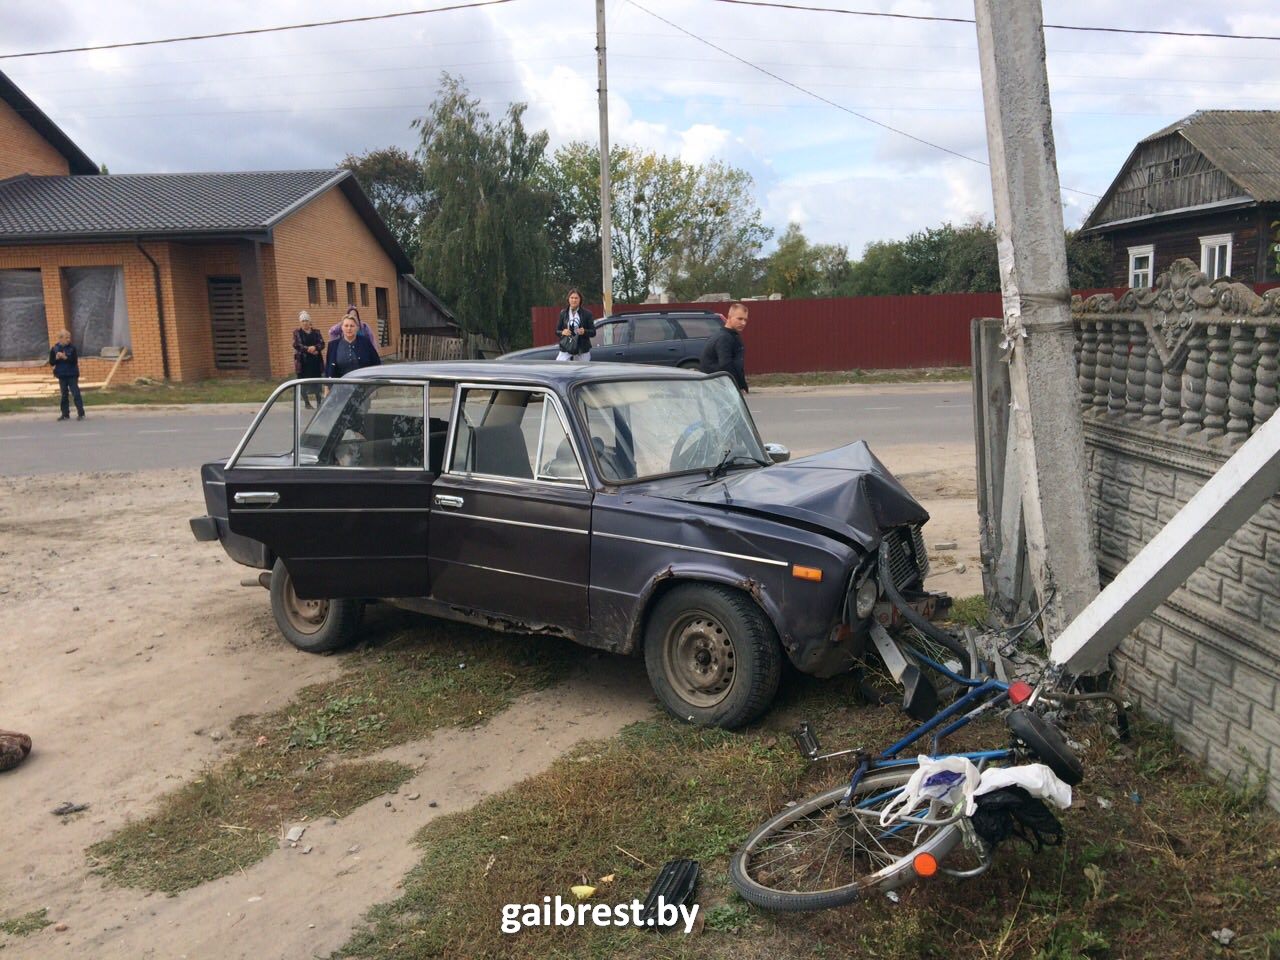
[654,441,929,549]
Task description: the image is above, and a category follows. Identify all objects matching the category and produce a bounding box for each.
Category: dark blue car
[500,310,724,366]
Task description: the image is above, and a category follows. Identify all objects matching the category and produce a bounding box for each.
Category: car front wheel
[644,584,782,729]
[268,558,363,653]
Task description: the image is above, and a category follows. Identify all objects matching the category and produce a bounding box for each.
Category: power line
[708,0,1280,42]
[0,0,521,61]
[625,0,1101,198]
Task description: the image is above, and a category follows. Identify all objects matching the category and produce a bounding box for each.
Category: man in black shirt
[699,302,749,392]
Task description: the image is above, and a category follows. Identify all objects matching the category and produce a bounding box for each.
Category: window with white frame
[1128,245,1154,288]
[1199,233,1233,280]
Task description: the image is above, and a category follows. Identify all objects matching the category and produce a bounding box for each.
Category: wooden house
[1079,110,1280,288]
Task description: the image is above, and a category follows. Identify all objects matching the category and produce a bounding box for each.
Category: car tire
[644,583,782,729]
[268,558,363,653]
[677,358,702,370]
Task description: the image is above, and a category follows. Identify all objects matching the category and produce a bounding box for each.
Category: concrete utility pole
[595,0,614,317]
[973,0,1099,635]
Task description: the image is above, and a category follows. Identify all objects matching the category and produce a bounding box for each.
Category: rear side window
[450,388,582,483]
[673,316,722,339]
[233,385,297,466]
[597,320,629,346]
[632,316,675,343]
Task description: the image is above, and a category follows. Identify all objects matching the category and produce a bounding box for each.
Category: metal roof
[0,169,414,271]
[346,359,706,387]
[0,70,98,175]
[1140,110,1280,202]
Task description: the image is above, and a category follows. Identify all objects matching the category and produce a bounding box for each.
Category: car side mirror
[764,443,790,464]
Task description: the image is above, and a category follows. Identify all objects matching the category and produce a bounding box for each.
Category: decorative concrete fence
[1071,258,1280,806]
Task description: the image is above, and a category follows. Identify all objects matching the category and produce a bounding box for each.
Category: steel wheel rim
[282,577,329,635]
[741,784,940,897]
[664,609,737,707]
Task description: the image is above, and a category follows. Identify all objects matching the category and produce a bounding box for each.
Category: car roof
[346,360,708,387]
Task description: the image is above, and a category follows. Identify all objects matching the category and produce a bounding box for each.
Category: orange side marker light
[792,565,823,582]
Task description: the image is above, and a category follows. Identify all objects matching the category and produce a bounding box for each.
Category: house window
[1128,245,1154,288]
[325,279,337,305]
[63,266,130,355]
[375,286,390,346]
[360,283,369,307]
[346,281,356,308]
[0,268,48,361]
[306,277,319,305]
[1199,234,1232,280]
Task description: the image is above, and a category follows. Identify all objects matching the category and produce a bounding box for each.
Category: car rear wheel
[644,584,781,729]
[269,558,363,653]
[677,358,702,370]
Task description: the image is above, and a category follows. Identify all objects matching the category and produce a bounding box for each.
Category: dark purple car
[191,362,944,728]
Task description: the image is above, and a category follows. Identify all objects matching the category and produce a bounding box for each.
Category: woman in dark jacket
[292,311,326,407]
[326,315,382,377]
[555,288,595,361]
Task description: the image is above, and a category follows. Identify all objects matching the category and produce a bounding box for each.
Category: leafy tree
[1065,230,1113,289]
[413,76,553,352]
[543,144,771,304]
[762,223,853,298]
[340,146,426,263]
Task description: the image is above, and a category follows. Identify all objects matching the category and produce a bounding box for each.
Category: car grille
[884,525,930,592]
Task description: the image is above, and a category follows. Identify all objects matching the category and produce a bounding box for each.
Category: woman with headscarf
[292,311,326,408]
[325,314,382,378]
[555,288,595,361]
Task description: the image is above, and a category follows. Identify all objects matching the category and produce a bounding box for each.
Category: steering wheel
[669,420,716,471]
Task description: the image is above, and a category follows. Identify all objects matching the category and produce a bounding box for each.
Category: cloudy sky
[5,0,1280,256]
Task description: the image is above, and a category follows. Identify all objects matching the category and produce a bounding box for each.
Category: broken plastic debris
[1211,929,1235,946]
[570,885,596,901]
[1096,797,1112,809]
[885,890,900,903]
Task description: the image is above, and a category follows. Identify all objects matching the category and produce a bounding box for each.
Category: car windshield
[576,376,767,482]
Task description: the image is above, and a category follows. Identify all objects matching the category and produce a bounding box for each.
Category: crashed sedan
[191,362,947,728]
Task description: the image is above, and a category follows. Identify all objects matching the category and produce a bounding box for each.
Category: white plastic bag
[974,763,1072,809]
[878,755,981,825]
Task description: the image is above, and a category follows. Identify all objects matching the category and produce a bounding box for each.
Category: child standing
[49,329,85,421]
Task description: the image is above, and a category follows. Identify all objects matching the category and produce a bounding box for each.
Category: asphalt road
[0,385,972,477]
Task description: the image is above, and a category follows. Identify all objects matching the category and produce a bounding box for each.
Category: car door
[589,319,630,362]
[427,384,592,632]
[628,315,682,364]
[672,315,723,364]
[223,379,438,600]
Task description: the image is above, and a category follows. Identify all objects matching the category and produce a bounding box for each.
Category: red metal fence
[533,294,1006,374]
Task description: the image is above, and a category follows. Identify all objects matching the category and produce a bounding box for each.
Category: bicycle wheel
[729,768,964,912]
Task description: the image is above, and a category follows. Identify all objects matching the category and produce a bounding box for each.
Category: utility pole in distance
[595,0,614,317]
[973,0,1099,637]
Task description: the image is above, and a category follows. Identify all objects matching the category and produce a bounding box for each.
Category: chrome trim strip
[230,507,434,514]
[443,511,587,535]
[435,559,582,586]
[595,532,788,567]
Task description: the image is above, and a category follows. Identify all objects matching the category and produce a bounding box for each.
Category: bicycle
[728,644,1119,912]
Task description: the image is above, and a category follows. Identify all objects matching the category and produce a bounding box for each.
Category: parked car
[190,362,945,728]
[499,310,724,367]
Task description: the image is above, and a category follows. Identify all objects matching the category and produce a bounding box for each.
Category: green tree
[340,146,426,263]
[762,223,854,298]
[413,76,553,352]
[1065,229,1113,289]
[543,144,771,304]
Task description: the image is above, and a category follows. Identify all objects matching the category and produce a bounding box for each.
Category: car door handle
[434,494,464,509]
[233,491,279,505]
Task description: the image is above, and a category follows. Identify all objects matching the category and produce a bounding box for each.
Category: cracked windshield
[576,376,765,482]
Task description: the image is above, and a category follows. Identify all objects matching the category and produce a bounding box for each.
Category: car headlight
[855,577,879,620]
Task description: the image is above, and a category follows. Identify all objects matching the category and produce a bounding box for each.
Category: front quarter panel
[587,491,857,665]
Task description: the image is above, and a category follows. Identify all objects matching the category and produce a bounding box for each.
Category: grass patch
[336,682,1280,960]
[0,908,51,937]
[0,377,281,413]
[751,367,970,388]
[946,594,989,629]
[88,617,576,894]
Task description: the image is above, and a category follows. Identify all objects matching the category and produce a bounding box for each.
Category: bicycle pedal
[640,858,699,930]
[791,722,821,759]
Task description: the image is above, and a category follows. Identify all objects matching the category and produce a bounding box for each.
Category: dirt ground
[0,440,980,958]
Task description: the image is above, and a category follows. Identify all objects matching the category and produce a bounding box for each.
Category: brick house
[0,70,413,382]
[1080,110,1280,289]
